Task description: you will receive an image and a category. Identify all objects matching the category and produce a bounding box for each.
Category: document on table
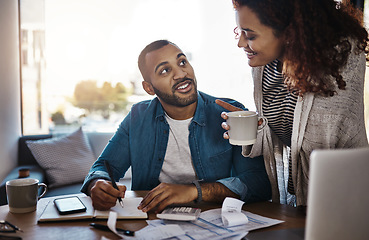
[221,197,249,227]
[106,197,284,240]
[201,209,284,232]
[146,210,283,239]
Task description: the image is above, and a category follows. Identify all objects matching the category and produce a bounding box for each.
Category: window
[20,0,369,137]
[20,0,254,135]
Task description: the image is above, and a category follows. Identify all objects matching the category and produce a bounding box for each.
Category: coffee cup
[6,178,47,213]
[226,111,267,146]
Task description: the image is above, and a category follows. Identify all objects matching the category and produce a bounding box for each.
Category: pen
[104,160,124,208]
[90,223,135,236]
[2,220,23,232]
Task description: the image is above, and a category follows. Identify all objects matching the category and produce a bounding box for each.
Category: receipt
[107,211,185,239]
[221,197,248,227]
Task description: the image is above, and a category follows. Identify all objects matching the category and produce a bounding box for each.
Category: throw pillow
[26,127,95,188]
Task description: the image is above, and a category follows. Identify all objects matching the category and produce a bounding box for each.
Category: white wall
[0,0,22,181]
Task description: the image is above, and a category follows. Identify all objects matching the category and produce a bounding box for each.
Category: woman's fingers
[215,99,243,112]
[221,122,230,130]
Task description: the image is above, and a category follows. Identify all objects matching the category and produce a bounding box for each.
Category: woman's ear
[142,81,155,95]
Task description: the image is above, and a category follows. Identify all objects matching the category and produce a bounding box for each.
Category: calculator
[156,207,201,221]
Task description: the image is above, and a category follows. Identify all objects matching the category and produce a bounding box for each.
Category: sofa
[0,130,132,206]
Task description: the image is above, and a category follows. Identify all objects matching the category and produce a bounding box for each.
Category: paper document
[108,211,186,239]
[201,209,284,232]
[222,197,248,227]
[144,208,283,239]
[105,196,284,240]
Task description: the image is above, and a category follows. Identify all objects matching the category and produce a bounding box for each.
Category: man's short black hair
[138,40,177,82]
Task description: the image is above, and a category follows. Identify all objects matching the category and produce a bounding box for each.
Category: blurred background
[20,0,369,137]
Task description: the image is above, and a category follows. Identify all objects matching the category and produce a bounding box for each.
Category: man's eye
[160,68,169,75]
[179,59,187,66]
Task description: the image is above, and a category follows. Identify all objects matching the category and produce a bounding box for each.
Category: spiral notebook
[38,196,147,222]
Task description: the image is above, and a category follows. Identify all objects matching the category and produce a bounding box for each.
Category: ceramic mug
[226,111,267,146]
[6,178,47,213]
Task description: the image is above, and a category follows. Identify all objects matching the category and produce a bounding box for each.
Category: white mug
[226,111,267,146]
[6,178,47,213]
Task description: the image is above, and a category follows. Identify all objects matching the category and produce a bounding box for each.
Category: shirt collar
[154,91,206,126]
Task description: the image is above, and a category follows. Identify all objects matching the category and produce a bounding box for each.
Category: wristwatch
[192,179,203,203]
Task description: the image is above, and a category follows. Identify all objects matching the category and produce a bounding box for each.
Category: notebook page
[94,197,147,219]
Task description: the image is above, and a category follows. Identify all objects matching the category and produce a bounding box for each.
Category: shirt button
[163,130,167,134]
[158,158,162,161]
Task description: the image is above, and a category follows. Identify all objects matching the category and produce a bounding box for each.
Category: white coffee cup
[226,111,267,146]
[6,178,47,213]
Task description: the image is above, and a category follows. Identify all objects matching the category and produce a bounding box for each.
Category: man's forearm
[201,182,239,203]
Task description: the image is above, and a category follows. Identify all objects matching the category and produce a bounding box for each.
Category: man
[81,40,271,213]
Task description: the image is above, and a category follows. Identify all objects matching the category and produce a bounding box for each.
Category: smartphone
[54,196,87,215]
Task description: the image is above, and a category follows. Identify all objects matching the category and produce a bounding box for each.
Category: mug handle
[257,116,268,130]
[38,183,48,199]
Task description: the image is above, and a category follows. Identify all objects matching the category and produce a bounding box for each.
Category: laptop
[305,147,369,240]
[246,147,369,240]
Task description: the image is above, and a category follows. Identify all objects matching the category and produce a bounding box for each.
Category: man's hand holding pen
[104,160,125,208]
[89,179,126,211]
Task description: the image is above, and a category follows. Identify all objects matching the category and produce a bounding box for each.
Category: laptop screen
[306,147,369,240]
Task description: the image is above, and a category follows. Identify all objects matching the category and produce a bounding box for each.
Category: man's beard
[152,78,198,107]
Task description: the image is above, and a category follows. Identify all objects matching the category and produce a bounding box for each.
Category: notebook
[305,147,369,240]
[38,196,147,222]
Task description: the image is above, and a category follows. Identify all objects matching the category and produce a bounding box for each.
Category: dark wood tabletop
[0,191,305,240]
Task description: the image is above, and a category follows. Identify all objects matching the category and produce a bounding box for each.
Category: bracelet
[192,179,203,203]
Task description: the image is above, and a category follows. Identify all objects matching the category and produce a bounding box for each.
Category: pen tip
[120,201,124,208]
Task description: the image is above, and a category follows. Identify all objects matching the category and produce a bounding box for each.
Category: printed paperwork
[108,211,186,239]
[221,197,248,227]
[107,197,284,239]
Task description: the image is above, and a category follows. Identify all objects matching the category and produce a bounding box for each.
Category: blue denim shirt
[81,91,271,203]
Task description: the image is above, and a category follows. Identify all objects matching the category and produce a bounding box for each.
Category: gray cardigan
[243,46,368,206]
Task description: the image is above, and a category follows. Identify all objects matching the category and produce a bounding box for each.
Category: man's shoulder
[131,98,159,112]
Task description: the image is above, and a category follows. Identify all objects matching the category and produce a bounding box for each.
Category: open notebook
[38,196,147,222]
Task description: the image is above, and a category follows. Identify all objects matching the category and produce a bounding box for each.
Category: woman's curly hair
[233,0,369,96]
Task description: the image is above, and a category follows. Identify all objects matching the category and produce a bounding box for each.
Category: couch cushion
[18,134,52,166]
[85,131,114,158]
[26,128,95,188]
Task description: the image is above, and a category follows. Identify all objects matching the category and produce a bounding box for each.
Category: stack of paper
[107,197,284,240]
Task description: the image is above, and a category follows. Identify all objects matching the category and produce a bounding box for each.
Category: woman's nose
[237,35,248,49]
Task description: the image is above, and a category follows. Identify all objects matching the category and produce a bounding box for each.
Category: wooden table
[0,191,305,240]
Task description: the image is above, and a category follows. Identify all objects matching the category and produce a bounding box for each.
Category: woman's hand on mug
[215,99,243,140]
[216,99,267,141]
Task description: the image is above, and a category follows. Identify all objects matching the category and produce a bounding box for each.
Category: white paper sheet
[221,197,248,227]
[147,218,248,240]
[107,211,186,239]
[135,224,186,240]
[146,208,284,240]
[105,197,284,240]
[200,209,284,232]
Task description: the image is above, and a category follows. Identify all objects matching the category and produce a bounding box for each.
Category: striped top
[262,60,297,147]
[262,59,298,194]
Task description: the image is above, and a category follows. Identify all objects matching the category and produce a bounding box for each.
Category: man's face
[145,44,197,108]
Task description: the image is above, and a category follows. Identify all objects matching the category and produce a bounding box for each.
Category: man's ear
[142,81,155,95]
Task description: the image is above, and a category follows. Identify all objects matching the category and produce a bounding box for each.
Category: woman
[218,0,368,206]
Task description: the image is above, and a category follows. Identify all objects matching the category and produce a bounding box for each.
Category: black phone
[53,196,87,215]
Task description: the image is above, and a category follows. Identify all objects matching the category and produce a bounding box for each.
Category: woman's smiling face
[236,6,285,67]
